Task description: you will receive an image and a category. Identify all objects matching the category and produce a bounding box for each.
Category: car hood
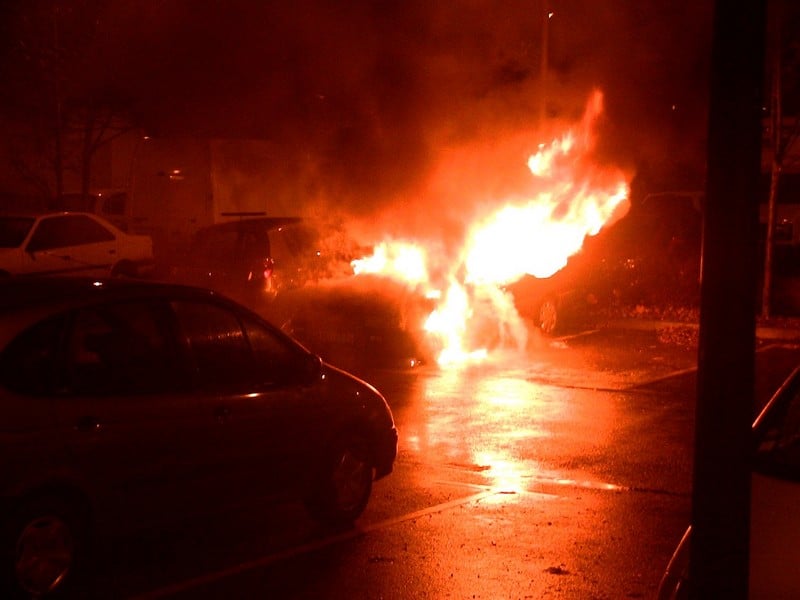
[319,362,395,429]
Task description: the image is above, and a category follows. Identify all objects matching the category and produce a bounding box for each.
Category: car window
[0,217,35,248]
[269,225,315,264]
[27,215,115,252]
[241,315,305,385]
[192,229,237,264]
[63,301,181,395]
[1,302,179,396]
[172,300,255,388]
[0,313,67,395]
[755,384,800,480]
[191,228,269,264]
[239,230,269,262]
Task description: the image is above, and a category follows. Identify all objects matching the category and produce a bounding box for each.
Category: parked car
[657,363,800,598]
[605,190,702,306]
[0,277,397,598]
[167,217,356,303]
[0,211,154,279]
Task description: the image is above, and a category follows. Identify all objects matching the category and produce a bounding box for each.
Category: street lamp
[540,2,554,123]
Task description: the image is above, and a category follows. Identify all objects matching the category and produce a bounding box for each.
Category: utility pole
[762,0,783,319]
[52,5,64,208]
[690,1,766,597]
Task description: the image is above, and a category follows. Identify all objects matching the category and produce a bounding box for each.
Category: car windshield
[0,217,35,248]
[190,227,270,262]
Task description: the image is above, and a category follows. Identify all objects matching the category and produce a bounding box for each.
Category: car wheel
[537,296,559,335]
[305,433,374,525]
[2,495,88,598]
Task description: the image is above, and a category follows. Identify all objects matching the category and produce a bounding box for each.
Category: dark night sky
[112,1,713,159]
[1,0,715,225]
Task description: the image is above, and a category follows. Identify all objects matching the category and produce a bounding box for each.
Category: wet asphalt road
[79,326,800,599]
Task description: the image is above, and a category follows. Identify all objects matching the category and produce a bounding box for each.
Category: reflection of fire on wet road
[397,360,625,502]
[352,91,631,366]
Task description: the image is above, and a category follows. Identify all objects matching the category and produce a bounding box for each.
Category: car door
[0,311,79,500]
[751,377,800,598]
[170,299,325,505]
[52,299,211,530]
[25,214,117,277]
[239,311,332,490]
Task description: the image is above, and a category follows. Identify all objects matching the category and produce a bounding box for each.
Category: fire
[353,91,631,366]
[465,181,629,285]
[351,241,429,286]
[422,282,489,365]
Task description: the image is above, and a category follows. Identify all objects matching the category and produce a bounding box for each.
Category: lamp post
[540,1,553,124]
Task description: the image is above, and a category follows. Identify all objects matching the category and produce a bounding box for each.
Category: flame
[423,281,489,366]
[465,181,629,285]
[351,240,429,286]
[353,91,631,366]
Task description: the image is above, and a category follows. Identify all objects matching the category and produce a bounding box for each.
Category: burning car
[346,92,634,363]
[509,190,703,334]
[506,244,615,336]
[273,275,432,370]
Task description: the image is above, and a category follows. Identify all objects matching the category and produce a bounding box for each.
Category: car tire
[1,494,89,599]
[305,433,374,525]
[536,296,560,335]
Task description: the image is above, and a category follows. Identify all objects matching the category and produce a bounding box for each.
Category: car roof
[0,276,221,313]
[0,210,101,220]
[196,217,303,236]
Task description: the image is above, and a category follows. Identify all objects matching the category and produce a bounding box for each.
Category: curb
[607,319,800,343]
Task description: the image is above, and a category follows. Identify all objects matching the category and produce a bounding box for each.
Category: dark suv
[167,217,356,304]
[167,217,298,299]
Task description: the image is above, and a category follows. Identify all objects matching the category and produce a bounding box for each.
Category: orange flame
[353,91,631,366]
[351,241,429,287]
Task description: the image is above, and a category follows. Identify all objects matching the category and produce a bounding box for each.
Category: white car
[658,364,800,598]
[0,211,154,278]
